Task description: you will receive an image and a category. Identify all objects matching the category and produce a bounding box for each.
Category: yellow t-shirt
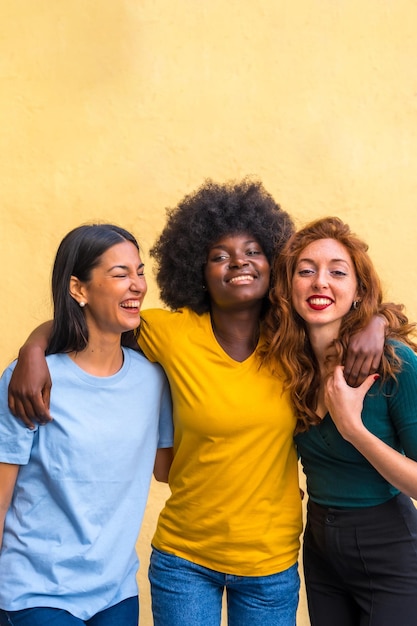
[139,308,302,576]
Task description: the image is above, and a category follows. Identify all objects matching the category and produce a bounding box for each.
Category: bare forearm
[344,315,386,387]
[346,426,417,500]
[22,321,53,352]
[8,322,54,423]
[153,447,173,483]
[326,368,417,499]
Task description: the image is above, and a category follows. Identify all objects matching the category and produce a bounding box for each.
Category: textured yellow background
[1,2,417,624]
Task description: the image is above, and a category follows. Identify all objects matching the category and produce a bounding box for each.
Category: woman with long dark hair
[0,224,173,626]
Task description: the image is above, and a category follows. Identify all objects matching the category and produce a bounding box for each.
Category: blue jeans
[149,547,299,626]
[0,596,138,626]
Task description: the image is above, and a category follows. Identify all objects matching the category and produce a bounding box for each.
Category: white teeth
[309,298,331,305]
[229,275,254,284]
[121,301,140,308]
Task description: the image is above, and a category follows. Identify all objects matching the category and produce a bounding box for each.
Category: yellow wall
[1,2,416,624]
[2,0,417,368]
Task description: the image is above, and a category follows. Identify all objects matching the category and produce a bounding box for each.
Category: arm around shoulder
[7,321,54,426]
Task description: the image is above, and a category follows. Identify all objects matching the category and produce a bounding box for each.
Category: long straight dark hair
[46,224,140,355]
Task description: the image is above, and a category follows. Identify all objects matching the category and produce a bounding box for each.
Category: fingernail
[373,374,380,380]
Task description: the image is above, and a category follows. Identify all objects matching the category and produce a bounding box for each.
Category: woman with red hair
[263,216,417,626]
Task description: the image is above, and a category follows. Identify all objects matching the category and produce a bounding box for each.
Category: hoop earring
[352,300,359,310]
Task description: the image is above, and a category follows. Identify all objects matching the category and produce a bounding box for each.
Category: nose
[130,274,147,295]
[312,270,328,290]
[228,255,249,269]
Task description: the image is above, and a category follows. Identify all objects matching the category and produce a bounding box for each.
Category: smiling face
[291,238,359,335]
[204,233,271,312]
[72,240,147,339]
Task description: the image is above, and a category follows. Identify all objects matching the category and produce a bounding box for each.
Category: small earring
[79,301,85,308]
[202,285,206,290]
[352,300,359,310]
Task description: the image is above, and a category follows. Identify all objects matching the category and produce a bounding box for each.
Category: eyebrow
[297,257,350,265]
[210,239,259,249]
[108,263,145,272]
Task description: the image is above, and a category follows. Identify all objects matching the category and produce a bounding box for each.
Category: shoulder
[44,353,70,374]
[141,308,171,323]
[0,360,17,386]
[123,347,168,381]
[124,346,160,369]
[141,307,191,324]
[384,340,417,396]
[139,307,210,362]
[140,307,203,336]
[386,339,417,367]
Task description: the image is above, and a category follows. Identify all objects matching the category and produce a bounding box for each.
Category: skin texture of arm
[153,447,174,483]
[8,316,386,425]
[325,365,417,500]
[8,321,53,427]
[0,463,19,548]
[343,315,386,386]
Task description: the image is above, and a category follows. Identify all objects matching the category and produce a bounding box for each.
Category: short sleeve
[0,362,36,464]
[157,374,174,449]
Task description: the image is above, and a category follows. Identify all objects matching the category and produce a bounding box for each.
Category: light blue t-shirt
[0,348,173,620]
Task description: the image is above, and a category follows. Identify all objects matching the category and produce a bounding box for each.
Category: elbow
[153,471,169,483]
[153,447,173,483]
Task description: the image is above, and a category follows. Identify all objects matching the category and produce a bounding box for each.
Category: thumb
[332,365,346,383]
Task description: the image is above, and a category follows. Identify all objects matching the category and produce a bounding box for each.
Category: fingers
[9,391,52,427]
[8,395,37,429]
[7,389,16,417]
[42,385,52,421]
[330,366,378,401]
[344,355,380,387]
[344,354,368,386]
[30,389,52,424]
[362,373,380,393]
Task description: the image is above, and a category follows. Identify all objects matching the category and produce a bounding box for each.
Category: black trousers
[303,493,417,626]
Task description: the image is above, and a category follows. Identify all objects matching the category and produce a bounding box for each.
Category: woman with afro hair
[8,178,392,626]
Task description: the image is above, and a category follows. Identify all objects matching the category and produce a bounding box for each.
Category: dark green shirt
[295,341,417,508]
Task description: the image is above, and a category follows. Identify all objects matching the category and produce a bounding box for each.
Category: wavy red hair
[261,217,416,433]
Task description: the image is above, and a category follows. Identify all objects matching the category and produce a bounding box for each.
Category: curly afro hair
[150,178,295,314]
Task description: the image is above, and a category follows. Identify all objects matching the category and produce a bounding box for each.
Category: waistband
[307,493,410,524]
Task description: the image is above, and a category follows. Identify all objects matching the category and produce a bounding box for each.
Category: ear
[69,276,87,306]
[354,284,362,305]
